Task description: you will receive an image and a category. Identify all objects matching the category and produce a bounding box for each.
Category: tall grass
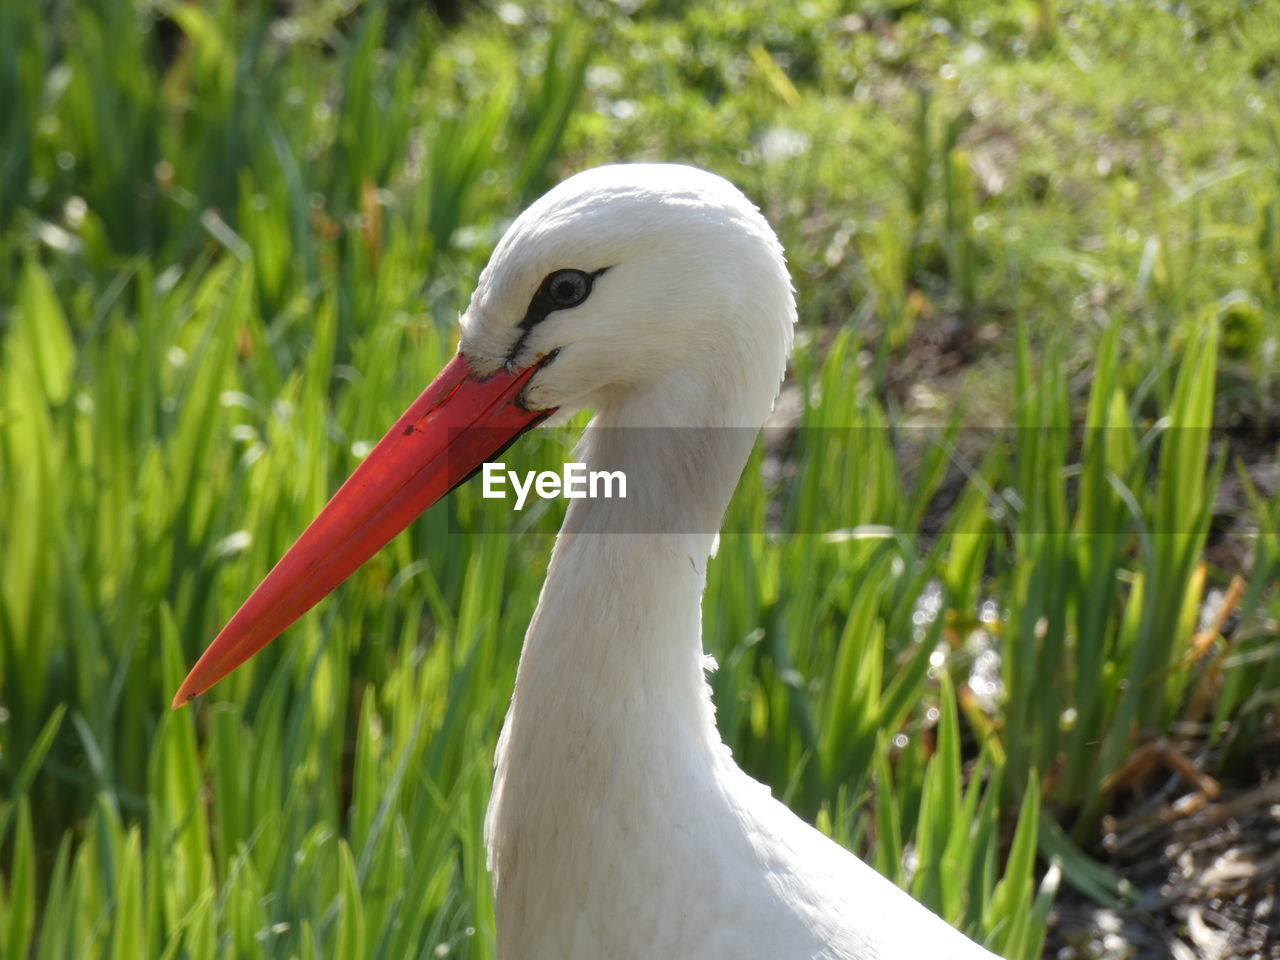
[2,1,1278,958]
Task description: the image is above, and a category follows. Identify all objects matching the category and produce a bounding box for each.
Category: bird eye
[544,269,592,308]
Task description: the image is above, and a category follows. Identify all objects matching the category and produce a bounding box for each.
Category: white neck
[484,361,772,953]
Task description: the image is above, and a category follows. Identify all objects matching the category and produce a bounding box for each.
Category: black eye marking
[518,267,607,331]
[505,266,609,368]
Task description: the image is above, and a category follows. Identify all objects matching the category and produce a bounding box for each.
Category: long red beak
[172,353,549,708]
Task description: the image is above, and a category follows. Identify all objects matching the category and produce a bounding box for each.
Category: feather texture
[459,164,1000,960]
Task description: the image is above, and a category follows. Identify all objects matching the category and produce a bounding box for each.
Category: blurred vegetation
[1,0,1277,957]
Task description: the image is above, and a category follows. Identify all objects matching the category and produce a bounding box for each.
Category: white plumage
[461,164,1001,959]
[176,162,1004,959]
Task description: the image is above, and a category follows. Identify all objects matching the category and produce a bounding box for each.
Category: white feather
[457,164,1000,959]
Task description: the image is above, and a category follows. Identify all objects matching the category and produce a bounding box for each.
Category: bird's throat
[485,403,755,952]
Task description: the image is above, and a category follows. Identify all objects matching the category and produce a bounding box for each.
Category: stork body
[471,166,998,959]
[176,164,1002,959]
[488,481,996,960]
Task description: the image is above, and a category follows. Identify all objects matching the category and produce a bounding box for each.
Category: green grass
[2,1,1278,958]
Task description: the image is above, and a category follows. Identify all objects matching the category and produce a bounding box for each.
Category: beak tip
[170,685,197,710]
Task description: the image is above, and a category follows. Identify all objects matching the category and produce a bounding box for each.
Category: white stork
[175,163,1002,959]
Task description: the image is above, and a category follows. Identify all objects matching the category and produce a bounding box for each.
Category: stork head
[172,164,794,706]
[461,164,795,422]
